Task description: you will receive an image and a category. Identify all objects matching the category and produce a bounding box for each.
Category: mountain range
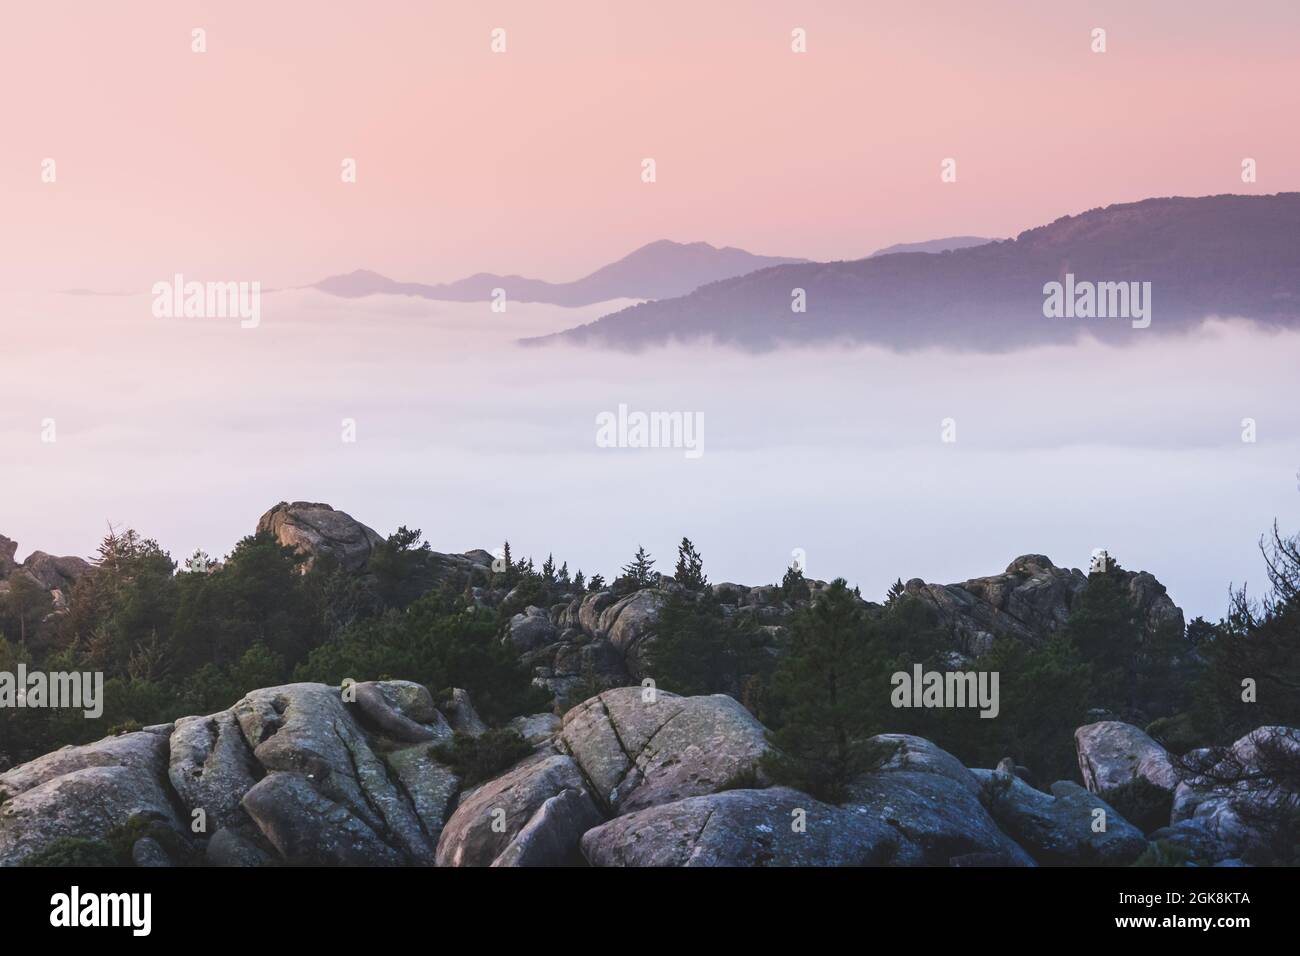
[311,240,806,307]
[525,193,1300,351]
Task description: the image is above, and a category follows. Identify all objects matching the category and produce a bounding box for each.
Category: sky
[2,1,1298,292]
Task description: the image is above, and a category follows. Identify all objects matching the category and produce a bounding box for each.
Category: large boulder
[0,732,184,866]
[508,713,562,747]
[566,590,667,679]
[973,767,1147,865]
[255,501,383,572]
[443,688,488,737]
[351,680,452,743]
[492,788,604,867]
[233,683,437,864]
[846,735,1035,866]
[0,731,169,802]
[20,551,92,592]
[1075,721,1178,799]
[505,606,558,652]
[582,787,903,866]
[559,687,770,815]
[435,752,601,867]
[599,590,667,678]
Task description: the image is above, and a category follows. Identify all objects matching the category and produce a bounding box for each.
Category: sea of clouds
[2,288,1297,622]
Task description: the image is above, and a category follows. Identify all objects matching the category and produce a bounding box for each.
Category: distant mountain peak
[309,240,806,308]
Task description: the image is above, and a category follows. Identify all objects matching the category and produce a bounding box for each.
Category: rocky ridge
[1,679,1291,867]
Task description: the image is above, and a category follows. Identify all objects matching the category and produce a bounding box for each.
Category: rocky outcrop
[558,687,770,815]
[1163,725,1300,864]
[233,683,438,864]
[19,551,92,593]
[0,535,17,578]
[845,735,1036,866]
[505,606,558,652]
[253,501,493,585]
[10,669,1286,868]
[0,732,185,867]
[905,554,1184,656]
[0,535,93,614]
[560,588,668,680]
[256,501,384,572]
[974,766,1147,865]
[1075,721,1179,799]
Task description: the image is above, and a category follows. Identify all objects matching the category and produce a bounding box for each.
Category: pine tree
[499,541,516,586]
[572,570,586,592]
[588,573,606,592]
[621,546,656,588]
[1062,558,1143,715]
[674,537,707,591]
[781,563,809,602]
[542,554,556,585]
[885,578,906,606]
[760,579,883,801]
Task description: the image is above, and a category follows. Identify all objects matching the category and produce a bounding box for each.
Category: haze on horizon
[2,0,1299,292]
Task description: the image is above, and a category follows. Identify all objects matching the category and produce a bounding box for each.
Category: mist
[2,289,1297,623]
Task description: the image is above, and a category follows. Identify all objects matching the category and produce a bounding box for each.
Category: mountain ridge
[524,193,1300,351]
[311,239,807,307]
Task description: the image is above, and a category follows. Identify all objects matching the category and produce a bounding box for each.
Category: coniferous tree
[621,546,656,588]
[885,578,907,606]
[780,562,809,603]
[674,537,708,591]
[761,579,883,801]
[498,541,516,587]
[649,592,763,697]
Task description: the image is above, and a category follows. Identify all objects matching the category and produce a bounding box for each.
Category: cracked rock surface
[558,687,770,814]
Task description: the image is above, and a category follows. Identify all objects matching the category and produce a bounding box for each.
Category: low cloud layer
[2,290,1296,622]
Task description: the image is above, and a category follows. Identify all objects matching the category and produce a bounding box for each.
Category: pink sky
[1,0,1296,292]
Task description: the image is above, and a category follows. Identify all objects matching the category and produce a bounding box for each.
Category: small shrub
[432,729,532,786]
[20,837,120,867]
[1106,777,1175,834]
[1131,840,1193,867]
